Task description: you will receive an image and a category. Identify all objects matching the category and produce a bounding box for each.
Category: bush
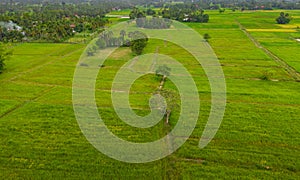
[260,71,273,81]
[203,33,211,41]
[96,38,106,49]
[130,31,148,55]
[276,12,291,24]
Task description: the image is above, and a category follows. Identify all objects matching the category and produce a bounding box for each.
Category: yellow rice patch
[277,24,300,29]
[246,29,298,32]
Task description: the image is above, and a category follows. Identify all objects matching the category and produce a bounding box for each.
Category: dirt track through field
[0,45,85,119]
[236,20,300,81]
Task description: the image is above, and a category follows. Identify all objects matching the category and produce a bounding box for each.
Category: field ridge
[236,20,300,81]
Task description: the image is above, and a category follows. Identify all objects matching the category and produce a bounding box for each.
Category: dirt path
[236,20,300,81]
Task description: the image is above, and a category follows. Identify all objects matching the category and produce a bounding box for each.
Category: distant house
[70,24,76,33]
[70,24,76,29]
[112,7,121,11]
[183,14,190,22]
[0,21,22,31]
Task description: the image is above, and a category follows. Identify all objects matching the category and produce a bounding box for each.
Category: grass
[107,9,131,16]
[0,10,299,179]
[247,29,298,32]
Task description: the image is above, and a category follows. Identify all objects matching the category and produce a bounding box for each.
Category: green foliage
[94,30,148,55]
[161,4,209,23]
[203,33,211,41]
[0,43,12,73]
[1,10,300,179]
[260,71,273,81]
[219,8,226,13]
[146,8,156,16]
[129,7,146,19]
[0,25,25,43]
[131,39,147,55]
[130,31,148,55]
[86,44,97,56]
[0,3,110,43]
[96,38,107,49]
[155,65,171,78]
[276,12,291,24]
[136,17,172,29]
[160,88,179,106]
[131,7,171,29]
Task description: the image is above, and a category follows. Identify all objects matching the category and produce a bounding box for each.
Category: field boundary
[236,20,300,81]
[2,45,85,83]
[0,86,55,119]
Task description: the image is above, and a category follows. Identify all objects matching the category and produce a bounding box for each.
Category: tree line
[161,4,209,23]
[129,7,172,29]
[86,30,148,57]
[0,2,116,43]
[134,0,300,11]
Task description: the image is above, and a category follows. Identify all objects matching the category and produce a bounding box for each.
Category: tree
[96,38,106,49]
[120,30,126,39]
[276,12,291,24]
[159,89,179,124]
[130,31,148,55]
[146,8,156,16]
[0,43,12,74]
[129,7,145,19]
[131,40,147,55]
[161,4,209,23]
[219,8,226,13]
[136,18,146,28]
[86,45,97,56]
[203,33,211,42]
[154,65,176,124]
[155,65,171,83]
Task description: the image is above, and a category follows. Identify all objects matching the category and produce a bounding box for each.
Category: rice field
[0,10,299,179]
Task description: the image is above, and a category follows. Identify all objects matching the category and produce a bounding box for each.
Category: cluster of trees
[0,0,131,16]
[4,0,300,12]
[204,0,300,10]
[0,26,24,42]
[276,12,292,24]
[87,30,148,56]
[154,65,180,124]
[0,15,108,43]
[122,0,300,11]
[130,4,210,23]
[129,7,147,19]
[0,2,113,42]
[130,31,149,55]
[136,17,172,29]
[161,4,209,23]
[130,7,172,29]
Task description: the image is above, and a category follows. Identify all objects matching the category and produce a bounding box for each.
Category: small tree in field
[130,31,148,55]
[155,65,171,81]
[159,89,179,124]
[203,33,211,42]
[276,12,291,24]
[96,38,106,49]
[155,65,175,124]
[219,8,225,13]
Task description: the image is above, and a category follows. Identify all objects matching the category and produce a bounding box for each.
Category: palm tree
[120,30,126,44]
